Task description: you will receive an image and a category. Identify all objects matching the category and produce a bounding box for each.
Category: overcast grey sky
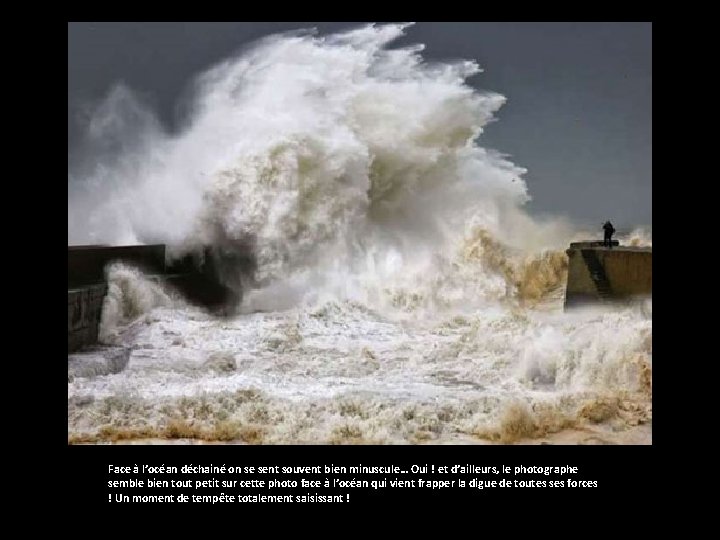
[68,22,651,230]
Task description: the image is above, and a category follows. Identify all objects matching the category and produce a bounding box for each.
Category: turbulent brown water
[67,24,651,444]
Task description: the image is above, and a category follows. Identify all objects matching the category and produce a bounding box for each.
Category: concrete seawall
[68,283,107,353]
[68,245,165,288]
[68,245,251,352]
[564,241,652,309]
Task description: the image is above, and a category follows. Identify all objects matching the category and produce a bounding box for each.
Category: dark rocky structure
[68,244,254,352]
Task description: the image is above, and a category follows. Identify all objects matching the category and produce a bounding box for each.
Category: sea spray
[68,23,651,444]
[69,23,543,310]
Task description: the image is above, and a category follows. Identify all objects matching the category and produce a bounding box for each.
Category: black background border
[59,15,660,516]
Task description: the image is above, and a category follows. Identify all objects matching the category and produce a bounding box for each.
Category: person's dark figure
[602,221,616,248]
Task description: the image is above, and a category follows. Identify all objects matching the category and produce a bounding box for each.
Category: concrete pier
[68,244,165,288]
[68,245,250,352]
[68,283,107,353]
[564,241,652,309]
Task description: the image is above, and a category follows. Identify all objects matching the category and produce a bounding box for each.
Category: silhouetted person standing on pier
[603,221,616,248]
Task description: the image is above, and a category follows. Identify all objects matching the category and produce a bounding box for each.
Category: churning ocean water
[68,24,652,445]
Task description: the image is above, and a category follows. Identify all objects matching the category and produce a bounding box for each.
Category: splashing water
[68,24,651,444]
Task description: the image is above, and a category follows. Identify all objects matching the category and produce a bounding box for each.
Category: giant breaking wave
[68,23,651,444]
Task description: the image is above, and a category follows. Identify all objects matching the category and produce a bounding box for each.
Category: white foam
[68,23,651,444]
